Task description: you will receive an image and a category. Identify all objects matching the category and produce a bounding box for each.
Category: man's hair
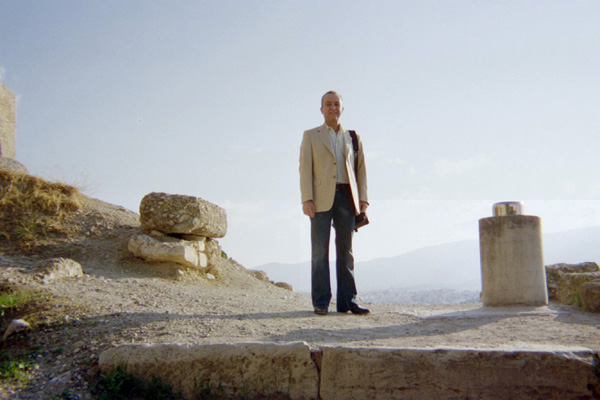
[321,90,343,107]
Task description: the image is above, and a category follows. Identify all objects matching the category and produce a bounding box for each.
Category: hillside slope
[0,181,598,399]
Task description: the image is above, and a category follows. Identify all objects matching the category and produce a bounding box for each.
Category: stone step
[99,342,599,399]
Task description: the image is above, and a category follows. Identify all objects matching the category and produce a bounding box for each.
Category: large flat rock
[320,346,599,400]
[139,192,227,238]
[99,342,318,400]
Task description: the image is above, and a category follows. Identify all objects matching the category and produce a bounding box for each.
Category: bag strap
[348,130,358,171]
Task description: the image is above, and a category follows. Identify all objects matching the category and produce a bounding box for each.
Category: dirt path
[0,195,598,399]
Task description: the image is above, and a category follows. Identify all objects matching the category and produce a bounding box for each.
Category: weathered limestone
[140,192,227,238]
[248,269,269,282]
[275,282,293,291]
[247,270,293,290]
[131,192,226,270]
[0,84,16,159]
[33,258,83,284]
[127,234,209,269]
[556,272,600,305]
[319,346,599,400]
[479,215,548,306]
[99,342,319,400]
[546,262,600,301]
[545,262,600,312]
[0,156,27,174]
[98,343,600,400]
[580,281,600,312]
[203,237,222,267]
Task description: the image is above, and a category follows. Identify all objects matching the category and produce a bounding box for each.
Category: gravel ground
[0,195,598,399]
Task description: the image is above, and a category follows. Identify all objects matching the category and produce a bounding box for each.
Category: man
[299,90,370,316]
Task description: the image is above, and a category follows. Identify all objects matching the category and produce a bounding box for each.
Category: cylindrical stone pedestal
[479,215,548,307]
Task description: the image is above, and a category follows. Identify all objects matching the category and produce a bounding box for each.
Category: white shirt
[327,124,350,184]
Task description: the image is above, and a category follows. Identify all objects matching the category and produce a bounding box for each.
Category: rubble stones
[275,282,293,291]
[139,192,227,238]
[247,270,293,291]
[546,262,599,301]
[33,257,84,284]
[248,269,269,282]
[556,272,600,305]
[544,262,600,313]
[580,281,600,312]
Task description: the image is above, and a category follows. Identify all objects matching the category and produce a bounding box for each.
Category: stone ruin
[0,84,27,174]
[545,261,600,312]
[99,342,598,400]
[128,192,227,274]
[0,83,16,159]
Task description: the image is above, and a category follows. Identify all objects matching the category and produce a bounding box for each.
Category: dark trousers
[310,187,358,311]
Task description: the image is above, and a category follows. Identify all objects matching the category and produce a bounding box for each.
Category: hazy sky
[2,1,599,268]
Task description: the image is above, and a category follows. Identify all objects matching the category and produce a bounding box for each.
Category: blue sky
[2,1,599,268]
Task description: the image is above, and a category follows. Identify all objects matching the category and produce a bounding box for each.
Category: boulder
[128,234,210,270]
[248,270,269,282]
[33,258,83,284]
[98,342,319,400]
[580,280,600,312]
[2,319,30,340]
[139,192,227,238]
[546,262,599,300]
[556,272,600,305]
[204,237,222,268]
[275,282,293,291]
[0,157,27,174]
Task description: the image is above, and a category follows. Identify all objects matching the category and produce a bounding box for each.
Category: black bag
[349,130,370,232]
[354,212,369,231]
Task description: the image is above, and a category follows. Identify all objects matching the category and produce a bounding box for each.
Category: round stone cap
[493,201,523,216]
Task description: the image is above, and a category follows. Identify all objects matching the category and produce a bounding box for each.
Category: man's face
[321,93,344,126]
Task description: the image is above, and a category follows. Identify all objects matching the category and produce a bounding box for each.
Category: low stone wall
[99,342,319,399]
[320,346,598,400]
[99,342,600,400]
[546,262,600,312]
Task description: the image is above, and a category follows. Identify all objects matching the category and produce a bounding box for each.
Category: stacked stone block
[546,262,600,312]
[128,192,227,271]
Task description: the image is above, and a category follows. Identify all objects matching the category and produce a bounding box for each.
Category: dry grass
[0,284,53,328]
[0,170,81,247]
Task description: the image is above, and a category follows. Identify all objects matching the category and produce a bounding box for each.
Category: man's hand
[360,201,369,214]
[302,200,316,218]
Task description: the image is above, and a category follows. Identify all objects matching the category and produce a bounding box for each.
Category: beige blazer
[299,124,368,215]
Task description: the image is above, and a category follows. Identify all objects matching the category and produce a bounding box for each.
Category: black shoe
[314,306,328,315]
[350,305,370,315]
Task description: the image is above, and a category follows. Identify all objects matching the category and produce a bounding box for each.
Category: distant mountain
[543,226,600,265]
[256,226,600,296]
